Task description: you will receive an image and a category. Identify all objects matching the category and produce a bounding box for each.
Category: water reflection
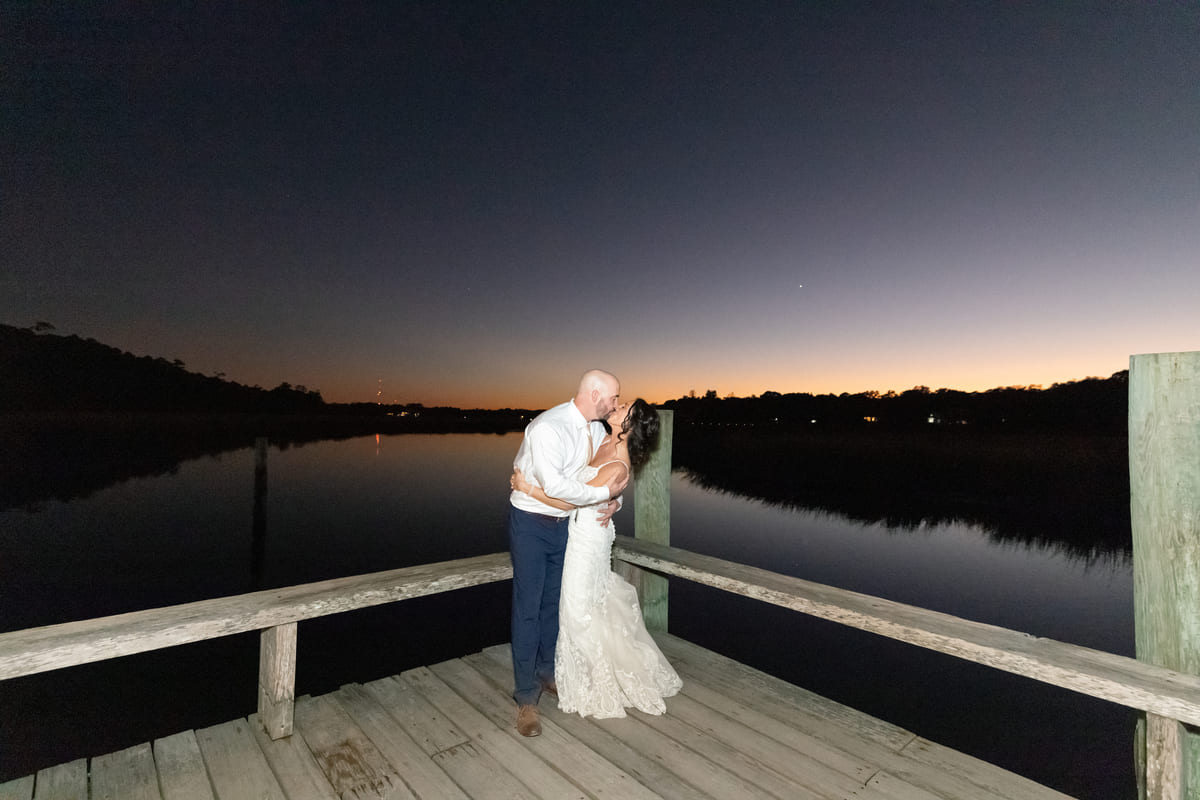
[665,474,1134,799]
[3,420,1131,567]
[0,430,1135,797]
[251,437,268,586]
[0,414,506,512]
[669,477,1132,654]
[672,428,1131,563]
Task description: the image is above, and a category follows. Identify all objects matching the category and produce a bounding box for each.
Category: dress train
[555,492,682,719]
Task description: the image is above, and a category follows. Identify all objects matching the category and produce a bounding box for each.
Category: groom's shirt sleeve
[526,423,609,507]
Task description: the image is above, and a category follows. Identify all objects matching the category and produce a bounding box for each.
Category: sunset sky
[4,3,1197,408]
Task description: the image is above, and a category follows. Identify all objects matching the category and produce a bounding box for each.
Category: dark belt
[517,508,567,524]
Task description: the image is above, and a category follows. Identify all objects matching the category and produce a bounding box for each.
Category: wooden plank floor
[0,633,1075,800]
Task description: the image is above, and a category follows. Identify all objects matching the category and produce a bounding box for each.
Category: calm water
[0,432,1134,797]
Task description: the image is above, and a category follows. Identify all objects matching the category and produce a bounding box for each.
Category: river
[0,431,1134,797]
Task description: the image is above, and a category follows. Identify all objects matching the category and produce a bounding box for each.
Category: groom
[508,369,628,736]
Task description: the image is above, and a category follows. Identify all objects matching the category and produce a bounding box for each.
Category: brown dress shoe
[516,704,541,737]
[541,679,558,698]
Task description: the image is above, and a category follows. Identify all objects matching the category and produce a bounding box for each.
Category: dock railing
[1,538,1198,796]
[613,537,1198,800]
[613,535,1200,728]
[0,553,514,739]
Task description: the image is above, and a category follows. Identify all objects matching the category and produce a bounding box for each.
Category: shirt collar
[568,399,590,429]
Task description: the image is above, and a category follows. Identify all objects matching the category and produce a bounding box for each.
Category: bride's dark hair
[617,398,661,472]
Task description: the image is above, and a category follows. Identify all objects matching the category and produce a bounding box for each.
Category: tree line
[0,324,529,430]
[3,322,1127,432]
[661,374,1128,433]
[0,323,324,413]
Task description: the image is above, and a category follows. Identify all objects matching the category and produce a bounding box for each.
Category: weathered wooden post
[252,437,268,585]
[258,622,297,739]
[1130,351,1200,800]
[621,409,672,632]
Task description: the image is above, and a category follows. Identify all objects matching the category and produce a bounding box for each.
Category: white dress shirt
[510,399,610,516]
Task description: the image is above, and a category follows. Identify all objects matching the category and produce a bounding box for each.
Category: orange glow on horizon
[319,360,1132,410]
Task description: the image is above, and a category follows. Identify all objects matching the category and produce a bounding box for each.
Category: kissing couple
[506,369,682,736]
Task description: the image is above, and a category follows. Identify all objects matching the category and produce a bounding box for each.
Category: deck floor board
[292,694,408,800]
[400,664,588,799]
[463,651,696,800]
[247,712,339,800]
[1,633,1077,799]
[195,719,286,800]
[153,732,215,800]
[427,656,660,800]
[470,644,781,799]
[0,776,32,800]
[89,743,160,800]
[333,682,469,800]
[31,758,86,800]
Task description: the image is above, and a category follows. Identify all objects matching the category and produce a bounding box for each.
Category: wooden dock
[6,358,1200,799]
[0,633,1072,800]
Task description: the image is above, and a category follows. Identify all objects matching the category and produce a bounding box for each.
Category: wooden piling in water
[624,409,672,632]
[1129,350,1200,800]
[252,436,268,585]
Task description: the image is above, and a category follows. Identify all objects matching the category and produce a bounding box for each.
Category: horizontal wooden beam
[0,553,512,680]
[9,535,1199,731]
[612,535,1200,727]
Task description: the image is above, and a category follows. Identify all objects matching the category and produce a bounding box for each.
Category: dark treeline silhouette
[1,323,324,413]
[661,372,1128,433]
[2,323,1132,559]
[0,323,530,427]
[0,324,531,509]
[4,322,1126,430]
[659,373,1132,560]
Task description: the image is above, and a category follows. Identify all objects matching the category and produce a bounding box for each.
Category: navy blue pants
[508,506,568,705]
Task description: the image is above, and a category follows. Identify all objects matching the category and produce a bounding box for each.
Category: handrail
[612,535,1200,728]
[0,552,512,681]
[4,539,1197,744]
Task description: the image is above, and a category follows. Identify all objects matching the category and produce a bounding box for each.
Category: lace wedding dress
[554,462,682,718]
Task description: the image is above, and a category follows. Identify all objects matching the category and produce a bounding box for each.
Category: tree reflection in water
[672,427,1130,562]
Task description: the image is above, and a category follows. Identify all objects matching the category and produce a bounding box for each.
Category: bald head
[574,369,620,422]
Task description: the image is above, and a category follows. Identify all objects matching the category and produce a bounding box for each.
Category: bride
[513,398,682,718]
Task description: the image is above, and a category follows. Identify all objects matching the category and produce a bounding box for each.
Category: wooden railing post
[258,622,297,739]
[1130,350,1200,800]
[1145,714,1188,800]
[621,409,672,632]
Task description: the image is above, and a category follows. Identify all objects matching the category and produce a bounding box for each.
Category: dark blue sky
[4,2,1198,406]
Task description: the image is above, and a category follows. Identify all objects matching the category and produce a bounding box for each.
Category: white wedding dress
[555,462,683,718]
